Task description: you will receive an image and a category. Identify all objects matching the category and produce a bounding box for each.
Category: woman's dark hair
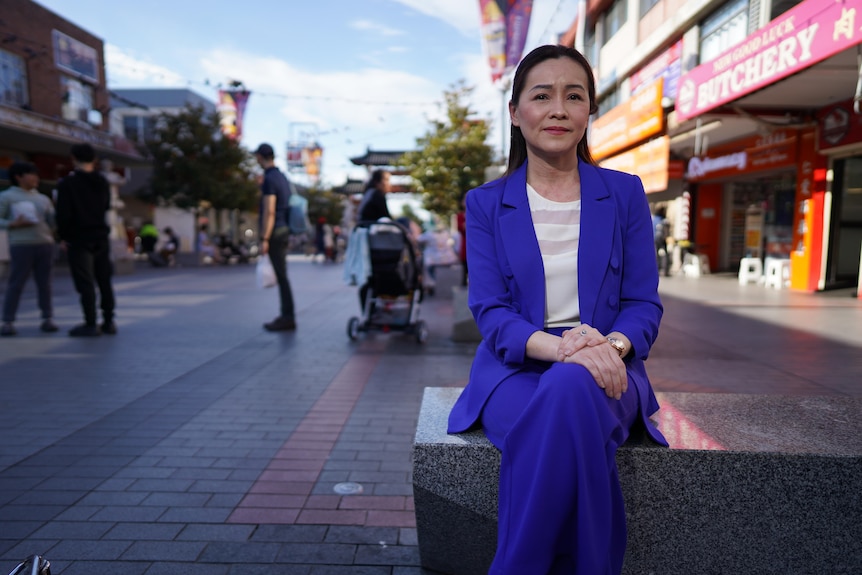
[8,161,38,186]
[506,45,598,175]
[366,169,389,190]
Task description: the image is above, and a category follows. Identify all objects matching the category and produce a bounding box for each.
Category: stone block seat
[413,387,862,575]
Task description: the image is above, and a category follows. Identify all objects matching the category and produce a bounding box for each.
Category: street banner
[479,0,507,82]
[303,145,323,180]
[287,144,305,170]
[676,0,862,122]
[217,89,251,141]
[505,0,533,72]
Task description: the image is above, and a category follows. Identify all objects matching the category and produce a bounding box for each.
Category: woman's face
[380,172,391,193]
[510,57,592,162]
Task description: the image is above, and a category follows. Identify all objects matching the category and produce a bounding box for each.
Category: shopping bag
[256,257,276,289]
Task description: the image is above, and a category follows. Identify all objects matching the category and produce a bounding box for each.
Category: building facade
[561,0,861,291]
[0,0,146,187]
[0,0,148,269]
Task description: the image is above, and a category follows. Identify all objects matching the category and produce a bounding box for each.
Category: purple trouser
[482,360,639,575]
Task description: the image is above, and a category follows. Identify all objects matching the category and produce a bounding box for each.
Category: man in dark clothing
[56,143,116,337]
[254,143,296,332]
[652,206,671,277]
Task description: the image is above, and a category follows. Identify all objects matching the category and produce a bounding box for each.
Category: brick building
[0,0,145,192]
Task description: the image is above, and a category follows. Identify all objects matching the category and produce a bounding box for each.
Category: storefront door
[827,157,862,287]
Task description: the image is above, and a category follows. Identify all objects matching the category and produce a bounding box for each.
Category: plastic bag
[256,257,276,289]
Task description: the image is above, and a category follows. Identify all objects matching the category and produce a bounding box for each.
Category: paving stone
[0,264,857,573]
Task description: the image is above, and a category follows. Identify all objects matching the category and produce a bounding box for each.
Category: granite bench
[413,387,862,575]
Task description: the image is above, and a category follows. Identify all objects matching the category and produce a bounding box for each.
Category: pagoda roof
[349,148,409,167]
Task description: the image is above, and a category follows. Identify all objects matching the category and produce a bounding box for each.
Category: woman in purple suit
[447,45,668,574]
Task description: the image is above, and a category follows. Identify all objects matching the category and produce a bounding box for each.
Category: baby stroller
[346,220,428,343]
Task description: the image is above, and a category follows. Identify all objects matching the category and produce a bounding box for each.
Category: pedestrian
[0,161,58,336]
[357,169,392,222]
[446,45,667,574]
[55,143,117,336]
[138,221,161,265]
[254,142,296,331]
[417,220,458,297]
[196,223,221,264]
[652,206,671,277]
[456,192,468,286]
[159,226,180,266]
[313,217,334,263]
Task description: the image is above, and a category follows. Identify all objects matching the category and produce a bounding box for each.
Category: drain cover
[333,482,364,495]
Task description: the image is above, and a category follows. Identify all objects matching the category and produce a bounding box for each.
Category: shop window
[597,85,622,117]
[122,115,140,143]
[0,48,29,108]
[699,0,749,64]
[640,0,660,17]
[771,0,802,19]
[60,75,94,124]
[602,0,628,46]
[584,24,598,66]
[832,157,862,280]
[123,114,160,144]
[142,116,157,142]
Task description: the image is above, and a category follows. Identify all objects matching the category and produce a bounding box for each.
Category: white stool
[764,258,790,289]
[738,257,763,285]
[682,253,710,277]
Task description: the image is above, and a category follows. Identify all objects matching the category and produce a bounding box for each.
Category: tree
[305,184,345,227]
[140,105,259,216]
[399,82,494,219]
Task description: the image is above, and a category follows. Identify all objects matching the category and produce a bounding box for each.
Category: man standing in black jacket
[56,143,116,337]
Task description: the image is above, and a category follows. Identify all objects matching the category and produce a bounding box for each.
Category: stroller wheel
[347,317,361,340]
[414,320,428,344]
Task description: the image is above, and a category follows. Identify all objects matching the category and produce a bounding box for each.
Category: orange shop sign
[600,136,670,193]
[590,78,664,161]
[686,131,798,182]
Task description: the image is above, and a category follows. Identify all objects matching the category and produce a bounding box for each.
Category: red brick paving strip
[228,354,415,527]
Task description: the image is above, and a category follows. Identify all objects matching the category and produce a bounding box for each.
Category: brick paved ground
[0,258,859,574]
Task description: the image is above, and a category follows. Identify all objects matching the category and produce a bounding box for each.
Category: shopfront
[685,130,805,272]
[591,77,688,241]
[674,0,862,291]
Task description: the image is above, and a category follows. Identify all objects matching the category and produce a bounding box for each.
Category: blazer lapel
[577,163,615,325]
[499,164,546,327]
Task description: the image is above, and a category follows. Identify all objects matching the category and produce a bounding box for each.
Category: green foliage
[140,105,259,213]
[399,81,493,219]
[305,185,345,227]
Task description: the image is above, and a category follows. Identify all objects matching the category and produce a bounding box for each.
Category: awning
[0,104,149,168]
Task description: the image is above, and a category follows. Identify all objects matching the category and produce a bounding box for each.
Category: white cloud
[104,44,186,87]
[390,0,480,36]
[199,49,439,134]
[350,19,405,37]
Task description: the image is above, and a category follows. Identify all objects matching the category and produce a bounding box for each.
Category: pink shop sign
[675,0,862,122]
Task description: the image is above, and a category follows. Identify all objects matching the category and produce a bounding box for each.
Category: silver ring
[580,329,588,336]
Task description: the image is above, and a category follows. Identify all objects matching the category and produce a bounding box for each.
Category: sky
[35,0,578,188]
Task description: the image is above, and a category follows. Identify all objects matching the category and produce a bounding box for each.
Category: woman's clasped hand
[557,324,627,399]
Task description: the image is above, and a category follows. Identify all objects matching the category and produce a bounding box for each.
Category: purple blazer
[447,161,667,446]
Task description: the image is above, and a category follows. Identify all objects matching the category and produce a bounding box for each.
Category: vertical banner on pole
[478,0,507,83]
[504,0,533,73]
[217,89,251,141]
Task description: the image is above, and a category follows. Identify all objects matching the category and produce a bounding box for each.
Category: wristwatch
[607,337,626,357]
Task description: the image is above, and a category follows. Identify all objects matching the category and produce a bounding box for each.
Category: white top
[527,183,581,328]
